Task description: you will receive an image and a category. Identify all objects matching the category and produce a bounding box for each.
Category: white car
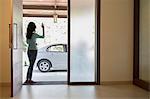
[34,44,67,72]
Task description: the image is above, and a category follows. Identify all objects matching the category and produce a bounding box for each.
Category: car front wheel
[37,59,52,72]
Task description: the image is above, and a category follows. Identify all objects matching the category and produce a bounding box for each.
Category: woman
[25,22,45,84]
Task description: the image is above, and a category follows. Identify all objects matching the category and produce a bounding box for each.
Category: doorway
[11,0,100,96]
[22,0,68,84]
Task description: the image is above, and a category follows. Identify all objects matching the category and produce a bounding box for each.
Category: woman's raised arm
[41,23,45,38]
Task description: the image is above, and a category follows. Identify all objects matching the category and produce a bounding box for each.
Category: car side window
[47,45,64,52]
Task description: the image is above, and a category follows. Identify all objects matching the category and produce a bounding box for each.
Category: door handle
[13,23,18,49]
[9,24,12,49]
[9,23,18,49]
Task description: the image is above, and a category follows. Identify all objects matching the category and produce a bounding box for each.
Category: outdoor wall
[0,0,11,83]
[100,0,133,82]
[0,0,134,83]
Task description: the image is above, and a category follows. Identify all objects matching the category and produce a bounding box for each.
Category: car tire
[37,59,52,72]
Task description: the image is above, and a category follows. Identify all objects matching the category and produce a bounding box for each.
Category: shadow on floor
[33,69,67,73]
[23,81,67,85]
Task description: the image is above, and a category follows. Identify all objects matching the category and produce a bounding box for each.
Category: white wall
[0,0,134,83]
[100,0,133,82]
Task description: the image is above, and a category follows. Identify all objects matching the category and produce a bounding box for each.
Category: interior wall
[0,0,11,83]
[100,0,133,82]
[0,0,134,83]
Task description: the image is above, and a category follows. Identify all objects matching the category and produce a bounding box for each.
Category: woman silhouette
[25,22,45,84]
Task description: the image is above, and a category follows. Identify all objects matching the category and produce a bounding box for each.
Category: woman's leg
[26,50,37,81]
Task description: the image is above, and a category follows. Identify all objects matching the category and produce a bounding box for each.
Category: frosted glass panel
[70,0,96,82]
[139,0,150,82]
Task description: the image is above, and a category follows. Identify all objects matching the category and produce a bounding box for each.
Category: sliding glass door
[133,0,150,90]
[69,0,100,84]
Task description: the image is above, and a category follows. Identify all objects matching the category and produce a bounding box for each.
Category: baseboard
[0,82,11,87]
[101,81,132,85]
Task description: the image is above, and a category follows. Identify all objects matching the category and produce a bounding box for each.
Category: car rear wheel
[37,59,52,72]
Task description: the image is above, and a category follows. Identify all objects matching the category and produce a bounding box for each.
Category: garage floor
[23,66,67,84]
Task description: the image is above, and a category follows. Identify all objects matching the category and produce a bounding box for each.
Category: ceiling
[23,0,67,17]
[23,0,67,6]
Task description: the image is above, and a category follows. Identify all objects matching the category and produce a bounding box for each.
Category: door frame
[67,0,101,85]
[133,0,150,91]
[12,0,101,88]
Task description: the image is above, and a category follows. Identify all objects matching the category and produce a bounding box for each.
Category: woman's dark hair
[26,22,36,39]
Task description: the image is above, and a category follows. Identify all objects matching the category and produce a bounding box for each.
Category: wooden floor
[0,84,149,99]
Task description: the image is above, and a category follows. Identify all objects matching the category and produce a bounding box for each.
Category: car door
[47,44,67,70]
